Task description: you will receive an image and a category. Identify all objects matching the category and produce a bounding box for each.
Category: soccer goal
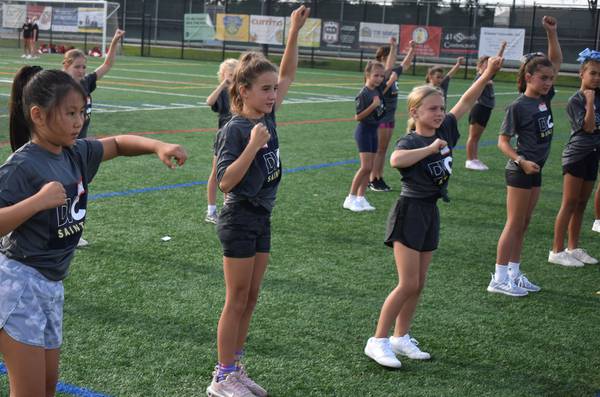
[0,0,120,55]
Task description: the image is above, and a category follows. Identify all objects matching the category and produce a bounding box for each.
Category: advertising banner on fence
[27,5,52,30]
[52,7,78,32]
[215,13,249,42]
[2,4,26,28]
[184,13,214,41]
[321,21,359,50]
[400,25,441,57]
[441,29,478,56]
[359,22,399,45]
[478,27,525,61]
[285,17,321,47]
[77,7,104,33]
[250,15,284,45]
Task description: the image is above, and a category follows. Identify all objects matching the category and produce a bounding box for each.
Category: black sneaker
[369,178,385,192]
[379,178,392,192]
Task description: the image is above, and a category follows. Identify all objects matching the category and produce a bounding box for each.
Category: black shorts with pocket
[217,201,271,258]
[468,104,493,128]
[505,168,542,189]
[562,150,599,182]
[385,196,440,252]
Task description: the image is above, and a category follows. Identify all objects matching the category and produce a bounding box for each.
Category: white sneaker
[25,54,32,59]
[511,273,541,292]
[593,220,600,233]
[389,335,431,360]
[356,196,375,211]
[77,237,89,248]
[474,159,489,170]
[206,372,254,397]
[237,365,267,397]
[21,54,27,58]
[205,211,218,224]
[565,248,598,265]
[548,250,584,267]
[343,195,356,210]
[465,159,486,171]
[486,274,528,297]
[364,337,402,368]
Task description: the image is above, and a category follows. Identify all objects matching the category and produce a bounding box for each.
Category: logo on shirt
[536,113,554,140]
[426,151,453,186]
[53,179,87,243]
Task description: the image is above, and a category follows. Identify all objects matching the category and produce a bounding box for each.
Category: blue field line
[0,362,111,397]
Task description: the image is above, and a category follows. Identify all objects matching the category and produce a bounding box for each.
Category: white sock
[494,264,508,282]
[508,262,520,279]
[348,194,356,200]
[207,205,216,214]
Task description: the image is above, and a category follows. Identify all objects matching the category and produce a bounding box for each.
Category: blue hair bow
[577,48,600,64]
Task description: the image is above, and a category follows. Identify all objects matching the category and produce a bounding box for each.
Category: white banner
[249,15,284,45]
[77,7,104,33]
[2,4,26,28]
[479,27,525,61]
[359,22,399,44]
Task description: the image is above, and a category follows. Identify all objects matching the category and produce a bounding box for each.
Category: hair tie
[577,48,600,64]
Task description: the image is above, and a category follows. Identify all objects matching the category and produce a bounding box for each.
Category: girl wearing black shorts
[342,61,385,212]
[207,6,309,397]
[549,49,600,267]
[465,42,507,171]
[364,57,503,368]
[489,16,562,297]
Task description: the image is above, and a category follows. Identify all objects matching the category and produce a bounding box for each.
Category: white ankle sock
[508,262,520,278]
[494,264,508,282]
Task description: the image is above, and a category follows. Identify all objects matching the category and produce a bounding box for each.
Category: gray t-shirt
[562,89,600,166]
[0,140,104,281]
[395,113,459,199]
[79,72,98,139]
[501,87,555,170]
[474,74,495,109]
[355,86,385,125]
[211,89,232,129]
[379,66,403,122]
[215,111,281,212]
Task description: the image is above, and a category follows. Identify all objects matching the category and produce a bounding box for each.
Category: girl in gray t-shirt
[489,16,562,298]
[550,50,600,267]
[0,67,187,396]
[364,57,504,369]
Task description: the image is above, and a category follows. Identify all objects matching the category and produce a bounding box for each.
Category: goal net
[0,0,120,55]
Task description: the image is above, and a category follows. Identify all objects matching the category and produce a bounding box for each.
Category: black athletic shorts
[385,196,440,252]
[505,168,542,189]
[354,122,378,153]
[562,150,599,182]
[468,104,493,128]
[217,201,271,258]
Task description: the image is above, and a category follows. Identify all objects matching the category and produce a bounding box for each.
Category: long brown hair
[517,55,553,93]
[229,52,278,114]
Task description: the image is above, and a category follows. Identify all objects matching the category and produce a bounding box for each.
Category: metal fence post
[528,2,537,53]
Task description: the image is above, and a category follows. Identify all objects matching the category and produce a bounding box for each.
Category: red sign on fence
[400,25,442,57]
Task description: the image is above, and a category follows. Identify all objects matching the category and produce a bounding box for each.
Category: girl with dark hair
[0,67,187,397]
[207,6,309,397]
[549,49,600,267]
[425,57,464,105]
[369,37,416,192]
[488,16,562,297]
[465,42,507,171]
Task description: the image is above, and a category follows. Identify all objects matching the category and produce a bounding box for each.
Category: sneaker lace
[506,278,520,291]
[223,372,248,393]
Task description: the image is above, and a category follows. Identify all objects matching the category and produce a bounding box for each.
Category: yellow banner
[215,13,249,42]
[285,17,321,48]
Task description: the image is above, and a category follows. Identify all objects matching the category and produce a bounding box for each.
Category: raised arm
[275,6,310,110]
[445,57,464,79]
[400,40,416,71]
[99,135,187,168]
[206,80,229,106]
[385,37,398,74]
[0,182,66,236]
[450,56,503,120]
[542,16,562,73]
[95,29,125,80]
[497,41,507,58]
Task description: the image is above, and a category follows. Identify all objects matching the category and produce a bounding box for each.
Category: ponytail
[517,55,553,93]
[230,52,278,114]
[9,65,43,151]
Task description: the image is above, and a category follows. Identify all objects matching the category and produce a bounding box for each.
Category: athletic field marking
[0,362,111,397]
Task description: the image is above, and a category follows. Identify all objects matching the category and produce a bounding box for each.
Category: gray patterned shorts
[0,254,64,349]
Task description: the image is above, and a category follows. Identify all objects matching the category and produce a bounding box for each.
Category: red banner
[400,25,442,57]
